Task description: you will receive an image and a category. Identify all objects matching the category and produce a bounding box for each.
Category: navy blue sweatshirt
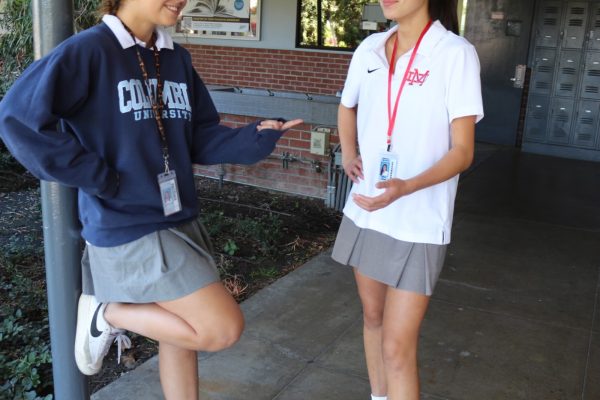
[0,21,283,246]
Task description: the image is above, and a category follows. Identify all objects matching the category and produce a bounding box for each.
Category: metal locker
[562,2,589,49]
[536,1,564,47]
[524,96,551,142]
[581,51,600,99]
[572,100,600,147]
[548,98,575,143]
[531,48,558,95]
[554,50,582,97]
[587,3,600,51]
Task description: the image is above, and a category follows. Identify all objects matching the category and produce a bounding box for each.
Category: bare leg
[354,269,388,397]
[104,281,244,352]
[381,289,430,400]
[159,341,199,400]
[103,282,243,399]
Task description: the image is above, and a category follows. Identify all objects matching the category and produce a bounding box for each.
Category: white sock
[371,395,387,400]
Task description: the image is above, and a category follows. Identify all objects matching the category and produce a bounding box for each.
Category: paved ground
[93,143,600,400]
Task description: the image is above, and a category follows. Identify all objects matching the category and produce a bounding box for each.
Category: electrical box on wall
[310,127,331,156]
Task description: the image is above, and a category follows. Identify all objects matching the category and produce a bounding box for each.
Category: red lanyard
[387,20,433,151]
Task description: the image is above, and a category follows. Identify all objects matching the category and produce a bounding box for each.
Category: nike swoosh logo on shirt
[367,68,381,74]
[90,303,104,338]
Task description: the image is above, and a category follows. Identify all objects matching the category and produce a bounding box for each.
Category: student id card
[157,170,182,216]
[378,152,397,182]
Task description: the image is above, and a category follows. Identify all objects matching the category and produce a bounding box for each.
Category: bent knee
[192,315,245,352]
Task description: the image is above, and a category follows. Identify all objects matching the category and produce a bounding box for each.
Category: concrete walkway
[93,144,600,400]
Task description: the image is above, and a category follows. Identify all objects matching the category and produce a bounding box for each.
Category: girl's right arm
[338,104,363,183]
[0,45,119,199]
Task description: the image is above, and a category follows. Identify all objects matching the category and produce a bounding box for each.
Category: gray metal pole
[32,0,90,398]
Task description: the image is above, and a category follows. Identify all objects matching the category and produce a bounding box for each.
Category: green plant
[0,310,53,399]
[223,238,238,256]
[249,266,280,281]
[237,214,283,255]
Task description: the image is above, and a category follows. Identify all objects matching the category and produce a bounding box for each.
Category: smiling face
[117,0,187,41]
[379,0,429,23]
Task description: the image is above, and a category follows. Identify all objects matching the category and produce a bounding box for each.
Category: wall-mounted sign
[173,0,261,41]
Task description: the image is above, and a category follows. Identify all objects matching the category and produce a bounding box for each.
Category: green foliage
[223,238,239,256]
[299,0,374,48]
[0,0,101,96]
[237,214,283,254]
[0,310,52,400]
[0,261,52,399]
[201,211,283,257]
[249,266,279,280]
[0,0,33,96]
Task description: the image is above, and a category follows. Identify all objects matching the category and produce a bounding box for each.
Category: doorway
[463,0,536,146]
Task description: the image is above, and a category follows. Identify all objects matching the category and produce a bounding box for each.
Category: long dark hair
[429,0,459,34]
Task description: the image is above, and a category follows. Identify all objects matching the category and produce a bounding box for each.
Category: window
[296,0,379,51]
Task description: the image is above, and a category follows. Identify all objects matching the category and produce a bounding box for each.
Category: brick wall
[186,44,351,198]
[186,44,352,96]
[192,114,340,199]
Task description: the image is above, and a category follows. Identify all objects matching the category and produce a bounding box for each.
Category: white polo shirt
[341,20,483,245]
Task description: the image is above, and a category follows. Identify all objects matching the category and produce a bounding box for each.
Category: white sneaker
[74,294,131,375]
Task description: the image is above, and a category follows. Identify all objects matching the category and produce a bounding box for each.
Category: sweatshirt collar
[373,20,447,59]
[102,14,174,50]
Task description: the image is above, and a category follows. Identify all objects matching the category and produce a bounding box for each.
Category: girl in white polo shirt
[331,1,483,399]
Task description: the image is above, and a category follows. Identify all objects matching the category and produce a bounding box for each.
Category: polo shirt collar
[373,19,447,59]
[102,14,174,50]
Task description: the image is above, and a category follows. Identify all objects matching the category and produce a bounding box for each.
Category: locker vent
[552,130,567,137]
[578,133,592,141]
[559,83,574,92]
[545,6,559,13]
[561,67,576,75]
[571,7,585,15]
[595,20,600,27]
[587,70,600,76]
[581,117,594,125]
[568,19,584,26]
[539,66,553,73]
[585,86,599,94]
[556,115,569,122]
[536,82,551,90]
[544,18,557,26]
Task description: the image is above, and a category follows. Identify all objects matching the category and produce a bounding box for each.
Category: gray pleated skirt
[331,216,447,296]
[81,217,220,303]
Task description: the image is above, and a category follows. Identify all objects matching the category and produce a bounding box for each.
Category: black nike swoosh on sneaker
[368,68,381,73]
[90,303,104,338]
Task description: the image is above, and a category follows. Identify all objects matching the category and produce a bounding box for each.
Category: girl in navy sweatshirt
[0,0,301,397]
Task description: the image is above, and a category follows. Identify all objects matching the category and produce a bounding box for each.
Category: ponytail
[429,0,459,34]
[98,0,121,15]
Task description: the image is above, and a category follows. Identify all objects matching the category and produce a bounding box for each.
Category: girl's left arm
[352,115,475,211]
[190,71,302,165]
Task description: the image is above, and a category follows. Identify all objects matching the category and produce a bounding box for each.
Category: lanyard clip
[163,153,170,173]
[387,144,392,152]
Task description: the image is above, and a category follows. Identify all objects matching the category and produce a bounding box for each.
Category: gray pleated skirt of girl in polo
[81,217,220,304]
[331,216,447,296]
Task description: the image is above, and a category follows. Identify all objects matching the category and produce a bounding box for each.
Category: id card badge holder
[378,152,398,182]
[157,170,182,216]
